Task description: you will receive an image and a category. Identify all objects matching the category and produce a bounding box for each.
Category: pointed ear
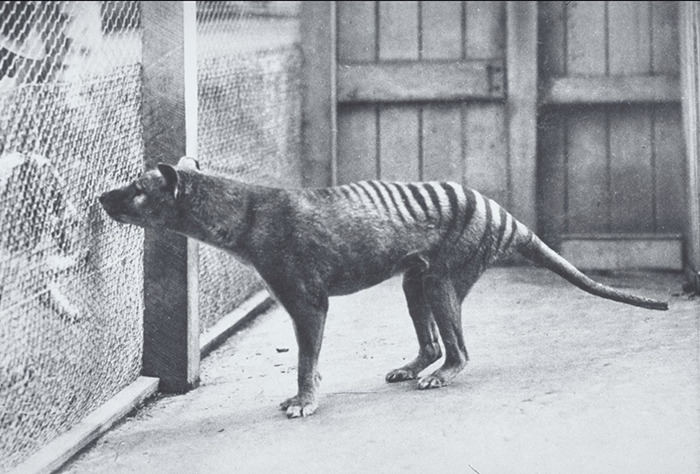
[157,163,180,199]
[177,156,200,170]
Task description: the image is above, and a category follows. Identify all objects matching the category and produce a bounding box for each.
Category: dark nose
[98,191,114,210]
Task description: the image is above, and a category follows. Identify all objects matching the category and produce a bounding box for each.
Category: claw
[417,375,447,390]
[280,395,317,418]
[385,368,418,383]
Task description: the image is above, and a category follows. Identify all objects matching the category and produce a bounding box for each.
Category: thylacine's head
[98,156,200,231]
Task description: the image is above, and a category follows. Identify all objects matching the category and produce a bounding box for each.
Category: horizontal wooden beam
[560,233,683,271]
[13,377,159,474]
[200,291,276,358]
[337,60,505,103]
[540,75,680,105]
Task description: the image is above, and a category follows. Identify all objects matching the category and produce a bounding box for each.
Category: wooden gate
[538,1,684,270]
[302,0,538,229]
[301,1,687,271]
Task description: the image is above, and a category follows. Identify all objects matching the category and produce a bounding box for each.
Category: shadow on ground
[62,267,698,474]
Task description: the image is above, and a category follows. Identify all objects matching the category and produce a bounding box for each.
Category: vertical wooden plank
[337,105,378,183]
[465,1,506,58]
[567,1,606,75]
[377,1,419,183]
[567,109,609,233]
[607,2,655,235]
[420,2,461,184]
[463,2,506,211]
[651,1,680,75]
[506,1,538,228]
[378,1,419,60]
[463,2,507,205]
[422,105,462,182]
[141,1,199,393]
[609,105,655,233]
[537,108,567,248]
[301,1,337,187]
[336,1,372,184]
[337,1,376,63]
[463,104,508,206]
[608,1,652,75]
[379,105,420,181]
[421,1,463,60]
[653,105,685,233]
[538,1,567,78]
[680,1,700,291]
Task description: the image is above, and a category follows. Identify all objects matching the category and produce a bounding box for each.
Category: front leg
[273,286,329,418]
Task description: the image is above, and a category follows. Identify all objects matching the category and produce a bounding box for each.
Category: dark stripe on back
[367,180,392,216]
[423,183,443,222]
[489,205,510,260]
[394,184,419,221]
[439,182,460,238]
[345,184,364,201]
[501,215,519,253]
[406,183,430,219]
[356,182,379,207]
[338,186,354,200]
[315,187,332,199]
[379,182,407,223]
[454,188,477,241]
[472,195,493,264]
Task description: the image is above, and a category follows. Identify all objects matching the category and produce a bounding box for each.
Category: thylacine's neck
[175,172,267,257]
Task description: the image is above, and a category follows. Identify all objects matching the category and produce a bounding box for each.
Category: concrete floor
[61,267,698,474]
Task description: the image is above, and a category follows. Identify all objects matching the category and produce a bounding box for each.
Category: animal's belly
[325,246,427,296]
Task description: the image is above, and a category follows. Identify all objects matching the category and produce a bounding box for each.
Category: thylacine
[99,157,668,418]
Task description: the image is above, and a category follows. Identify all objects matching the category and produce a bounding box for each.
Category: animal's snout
[98,191,113,209]
[98,189,121,216]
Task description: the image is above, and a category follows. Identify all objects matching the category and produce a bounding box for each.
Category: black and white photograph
[1,1,699,473]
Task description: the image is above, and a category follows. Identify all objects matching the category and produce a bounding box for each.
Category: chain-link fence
[0,1,303,470]
[0,2,143,470]
[197,1,302,331]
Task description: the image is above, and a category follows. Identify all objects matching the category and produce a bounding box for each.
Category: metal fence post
[140,0,200,393]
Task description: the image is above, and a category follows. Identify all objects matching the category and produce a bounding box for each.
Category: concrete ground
[62,267,698,474]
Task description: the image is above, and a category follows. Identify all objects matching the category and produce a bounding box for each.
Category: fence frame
[140,1,200,393]
[681,2,700,293]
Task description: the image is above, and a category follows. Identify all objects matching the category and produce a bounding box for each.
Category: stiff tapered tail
[517,233,669,311]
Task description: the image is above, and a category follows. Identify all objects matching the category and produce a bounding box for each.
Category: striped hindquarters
[318,181,531,263]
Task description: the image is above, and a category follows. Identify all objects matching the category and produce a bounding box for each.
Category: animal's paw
[280,395,318,418]
[417,374,448,390]
[385,368,418,383]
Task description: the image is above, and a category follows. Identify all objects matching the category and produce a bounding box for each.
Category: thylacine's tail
[515,231,669,311]
[456,187,668,311]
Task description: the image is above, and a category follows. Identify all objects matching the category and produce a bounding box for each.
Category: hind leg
[386,266,442,383]
[417,275,469,389]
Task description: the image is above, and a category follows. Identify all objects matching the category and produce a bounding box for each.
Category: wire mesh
[197,1,303,331]
[0,1,143,470]
[1,1,304,468]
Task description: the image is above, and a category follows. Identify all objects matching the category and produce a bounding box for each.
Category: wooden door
[335,1,509,204]
[538,1,684,270]
[302,1,538,228]
[301,1,686,271]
